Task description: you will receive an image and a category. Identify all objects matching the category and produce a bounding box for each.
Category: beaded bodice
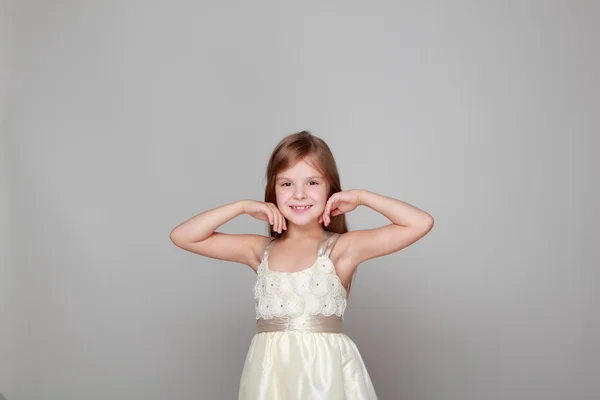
[253,231,348,321]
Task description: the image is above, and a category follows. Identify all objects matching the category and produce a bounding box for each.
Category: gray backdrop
[1,1,598,399]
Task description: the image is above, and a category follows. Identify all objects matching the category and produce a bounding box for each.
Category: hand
[241,200,287,234]
[319,190,363,226]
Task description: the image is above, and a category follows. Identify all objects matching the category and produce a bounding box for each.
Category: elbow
[427,215,434,230]
[421,213,434,232]
[170,229,183,245]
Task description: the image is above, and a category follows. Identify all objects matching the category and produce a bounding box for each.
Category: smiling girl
[170,131,434,399]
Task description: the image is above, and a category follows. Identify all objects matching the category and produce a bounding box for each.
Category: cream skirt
[238,329,377,399]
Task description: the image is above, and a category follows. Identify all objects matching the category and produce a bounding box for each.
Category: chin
[286,215,315,225]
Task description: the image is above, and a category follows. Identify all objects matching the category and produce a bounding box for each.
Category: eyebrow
[276,175,323,182]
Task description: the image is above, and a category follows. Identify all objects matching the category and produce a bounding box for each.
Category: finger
[270,205,280,232]
[279,210,284,232]
[270,205,279,228]
[323,200,332,224]
[326,199,337,225]
[329,204,339,224]
[278,210,283,233]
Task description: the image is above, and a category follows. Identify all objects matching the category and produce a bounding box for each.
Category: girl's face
[275,158,329,227]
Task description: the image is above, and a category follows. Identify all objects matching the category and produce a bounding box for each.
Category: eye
[309,181,319,185]
[281,182,291,187]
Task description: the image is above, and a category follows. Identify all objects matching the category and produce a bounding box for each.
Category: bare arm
[169,200,268,269]
[337,190,434,266]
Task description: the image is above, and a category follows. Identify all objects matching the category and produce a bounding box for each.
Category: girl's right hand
[241,200,287,234]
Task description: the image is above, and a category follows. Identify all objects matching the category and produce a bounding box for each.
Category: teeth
[292,206,310,210]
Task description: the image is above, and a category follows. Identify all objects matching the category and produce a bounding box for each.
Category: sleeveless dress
[238,230,378,400]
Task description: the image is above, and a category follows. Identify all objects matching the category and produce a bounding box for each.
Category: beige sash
[257,314,342,333]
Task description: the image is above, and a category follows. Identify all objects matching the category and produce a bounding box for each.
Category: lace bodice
[253,231,348,321]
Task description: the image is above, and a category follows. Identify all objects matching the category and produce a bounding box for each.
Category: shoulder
[249,235,275,268]
[326,231,352,270]
[326,232,357,288]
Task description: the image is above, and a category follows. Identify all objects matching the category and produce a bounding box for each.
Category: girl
[170,131,434,399]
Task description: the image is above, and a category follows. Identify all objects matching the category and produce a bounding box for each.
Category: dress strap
[262,236,277,260]
[318,231,340,258]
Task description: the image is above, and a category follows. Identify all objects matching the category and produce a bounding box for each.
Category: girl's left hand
[320,189,363,226]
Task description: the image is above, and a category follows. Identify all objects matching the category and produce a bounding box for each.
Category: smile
[290,205,312,213]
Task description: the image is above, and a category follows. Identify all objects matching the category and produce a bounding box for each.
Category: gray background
[1,0,598,399]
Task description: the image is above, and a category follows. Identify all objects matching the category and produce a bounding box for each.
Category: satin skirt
[238,316,377,400]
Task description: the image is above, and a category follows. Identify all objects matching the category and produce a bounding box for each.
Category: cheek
[310,188,328,206]
[275,189,290,204]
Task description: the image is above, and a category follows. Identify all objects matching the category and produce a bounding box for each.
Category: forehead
[276,159,323,180]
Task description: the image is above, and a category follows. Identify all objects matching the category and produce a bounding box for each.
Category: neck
[281,222,325,240]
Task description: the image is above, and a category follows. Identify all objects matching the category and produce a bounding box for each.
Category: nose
[293,186,307,200]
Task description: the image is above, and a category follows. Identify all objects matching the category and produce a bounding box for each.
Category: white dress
[239,231,378,400]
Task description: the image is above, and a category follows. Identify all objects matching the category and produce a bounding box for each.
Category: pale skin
[170,157,434,291]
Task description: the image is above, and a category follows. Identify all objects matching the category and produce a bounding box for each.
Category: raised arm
[169,200,279,271]
[327,189,434,267]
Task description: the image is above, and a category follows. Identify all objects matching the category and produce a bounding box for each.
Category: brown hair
[264,130,349,238]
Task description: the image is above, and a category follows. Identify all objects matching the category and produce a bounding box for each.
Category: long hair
[264,130,357,296]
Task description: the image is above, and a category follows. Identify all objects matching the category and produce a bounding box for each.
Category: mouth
[290,205,312,213]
